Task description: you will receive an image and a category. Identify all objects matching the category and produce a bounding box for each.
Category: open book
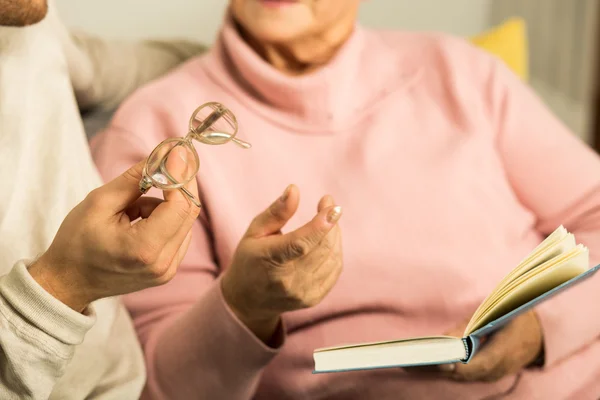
[313,226,600,373]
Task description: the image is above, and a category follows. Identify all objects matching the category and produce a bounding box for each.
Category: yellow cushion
[470,17,529,81]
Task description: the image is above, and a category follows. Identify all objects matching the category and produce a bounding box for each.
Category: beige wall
[55,1,592,142]
[360,0,493,36]
[55,0,493,42]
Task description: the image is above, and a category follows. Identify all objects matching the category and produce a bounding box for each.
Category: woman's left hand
[439,310,544,382]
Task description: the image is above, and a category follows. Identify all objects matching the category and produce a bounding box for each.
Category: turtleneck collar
[202,16,419,132]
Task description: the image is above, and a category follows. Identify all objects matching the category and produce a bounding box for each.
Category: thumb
[267,204,342,263]
[435,318,471,374]
[245,185,299,238]
[97,159,146,212]
[444,318,471,338]
[162,145,198,204]
[318,195,335,212]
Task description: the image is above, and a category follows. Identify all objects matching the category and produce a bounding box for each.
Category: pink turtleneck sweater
[91,19,600,400]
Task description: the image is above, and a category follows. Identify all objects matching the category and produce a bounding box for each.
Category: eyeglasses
[139,102,251,207]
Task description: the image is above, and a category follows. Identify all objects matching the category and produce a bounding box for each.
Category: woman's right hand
[221,185,343,343]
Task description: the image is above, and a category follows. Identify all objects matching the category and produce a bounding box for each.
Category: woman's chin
[245,21,313,44]
[259,30,307,44]
[234,0,314,42]
[257,0,300,8]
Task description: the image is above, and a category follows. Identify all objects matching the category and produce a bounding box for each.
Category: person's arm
[92,128,283,400]
[0,157,199,399]
[488,56,600,367]
[51,14,207,111]
[0,261,95,400]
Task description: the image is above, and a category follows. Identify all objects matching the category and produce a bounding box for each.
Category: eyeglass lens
[146,139,198,189]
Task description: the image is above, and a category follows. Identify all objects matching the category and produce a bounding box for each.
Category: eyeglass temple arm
[231,137,252,149]
[194,108,224,133]
[180,187,202,208]
[193,108,252,149]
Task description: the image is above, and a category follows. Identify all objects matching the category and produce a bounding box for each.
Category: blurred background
[56,0,600,149]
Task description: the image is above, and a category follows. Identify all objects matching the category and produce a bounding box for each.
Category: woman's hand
[438,311,544,382]
[221,185,343,343]
[29,156,200,312]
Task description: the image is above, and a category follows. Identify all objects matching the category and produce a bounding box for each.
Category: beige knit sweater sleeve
[0,262,95,400]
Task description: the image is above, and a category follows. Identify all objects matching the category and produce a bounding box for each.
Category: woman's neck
[235,18,356,76]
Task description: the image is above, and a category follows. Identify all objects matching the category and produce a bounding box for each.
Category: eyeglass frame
[138,102,251,208]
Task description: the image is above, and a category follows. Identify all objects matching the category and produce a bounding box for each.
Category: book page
[466,247,588,335]
[314,336,459,353]
[496,231,575,290]
[466,227,575,333]
[313,336,467,372]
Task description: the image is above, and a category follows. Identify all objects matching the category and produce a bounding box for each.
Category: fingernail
[327,206,342,223]
[280,185,291,202]
[439,363,456,372]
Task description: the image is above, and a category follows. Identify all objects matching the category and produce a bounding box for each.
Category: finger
[96,159,147,212]
[302,254,344,308]
[245,185,300,238]
[456,312,543,382]
[449,332,509,382]
[318,195,335,212]
[129,145,200,255]
[133,174,200,250]
[124,197,164,222]
[320,250,343,290]
[300,221,342,267]
[154,226,195,285]
[136,198,199,249]
[161,205,198,263]
[444,320,470,339]
[176,229,194,266]
[162,145,198,204]
[266,205,343,263]
[416,318,470,375]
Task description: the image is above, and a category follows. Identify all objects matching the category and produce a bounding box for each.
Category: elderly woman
[91,0,600,398]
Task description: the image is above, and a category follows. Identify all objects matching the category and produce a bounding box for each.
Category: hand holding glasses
[139,102,251,207]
